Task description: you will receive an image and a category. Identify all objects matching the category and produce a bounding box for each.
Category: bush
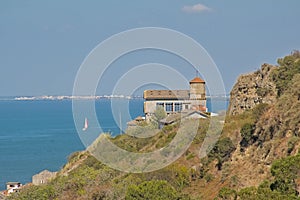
[252,103,269,121]
[270,153,300,196]
[208,137,236,170]
[8,185,56,200]
[83,154,103,170]
[271,51,300,97]
[240,123,256,148]
[218,187,237,200]
[238,187,257,200]
[125,180,185,200]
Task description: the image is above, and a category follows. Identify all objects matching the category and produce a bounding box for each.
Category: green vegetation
[270,153,300,196]
[125,180,187,200]
[208,137,235,170]
[271,50,300,97]
[217,153,300,200]
[153,106,167,122]
[217,187,237,200]
[240,123,256,149]
[8,52,300,200]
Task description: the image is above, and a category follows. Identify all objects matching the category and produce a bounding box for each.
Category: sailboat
[82,117,88,131]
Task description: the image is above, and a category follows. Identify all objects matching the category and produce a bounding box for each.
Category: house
[159,110,209,128]
[6,182,22,195]
[144,77,207,120]
[32,170,57,185]
[126,116,146,130]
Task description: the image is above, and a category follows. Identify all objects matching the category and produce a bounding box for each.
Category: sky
[0,0,299,96]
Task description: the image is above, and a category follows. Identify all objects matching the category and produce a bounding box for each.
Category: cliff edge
[228,63,277,115]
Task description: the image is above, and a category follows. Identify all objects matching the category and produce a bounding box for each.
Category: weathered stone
[228,64,277,115]
[32,170,57,185]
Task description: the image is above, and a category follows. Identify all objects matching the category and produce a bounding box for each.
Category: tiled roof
[189,77,205,83]
[6,182,21,185]
[143,90,189,100]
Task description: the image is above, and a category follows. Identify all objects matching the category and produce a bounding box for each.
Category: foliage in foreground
[125,180,189,200]
[217,153,300,200]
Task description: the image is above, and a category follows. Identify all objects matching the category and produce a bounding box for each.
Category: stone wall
[228,64,277,115]
[32,170,57,186]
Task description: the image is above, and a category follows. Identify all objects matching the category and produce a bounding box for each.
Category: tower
[189,77,205,100]
[189,77,206,112]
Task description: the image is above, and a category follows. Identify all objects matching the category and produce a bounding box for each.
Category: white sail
[82,118,88,131]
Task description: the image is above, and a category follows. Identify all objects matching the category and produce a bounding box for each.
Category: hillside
[8,51,300,200]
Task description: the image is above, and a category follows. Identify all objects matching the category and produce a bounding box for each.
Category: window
[156,102,164,108]
[174,103,182,112]
[185,104,189,110]
[165,103,173,112]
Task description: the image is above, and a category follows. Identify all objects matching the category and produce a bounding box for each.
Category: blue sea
[0,98,228,190]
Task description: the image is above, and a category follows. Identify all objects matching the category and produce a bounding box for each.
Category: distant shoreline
[0,95,230,101]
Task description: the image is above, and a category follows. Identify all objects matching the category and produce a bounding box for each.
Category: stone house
[32,170,57,185]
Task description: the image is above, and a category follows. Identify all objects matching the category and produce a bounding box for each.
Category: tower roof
[189,77,205,83]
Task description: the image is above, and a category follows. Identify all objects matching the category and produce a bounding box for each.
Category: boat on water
[82,118,88,131]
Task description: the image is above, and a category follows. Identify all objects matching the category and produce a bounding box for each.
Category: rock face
[228,64,277,115]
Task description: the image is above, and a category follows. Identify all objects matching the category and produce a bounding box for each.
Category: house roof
[159,113,181,124]
[189,77,205,83]
[143,90,189,100]
[127,116,145,126]
[184,110,209,118]
[35,170,56,176]
[159,110,209,125]
[135,116,144,121]
[6,182,21,185]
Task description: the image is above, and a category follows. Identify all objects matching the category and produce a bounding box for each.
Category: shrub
[270,153,300,196]
[240,123,256,148]
[218,187,237,200]
[271,51,300,97]
[208,137,236,169]
[125,180,184,200]
[238,187,257,200]
[8,185,56,200]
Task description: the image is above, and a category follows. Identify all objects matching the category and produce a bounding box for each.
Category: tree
[150,106,167,128]
[208,137,236,170]
[154,106,167,122]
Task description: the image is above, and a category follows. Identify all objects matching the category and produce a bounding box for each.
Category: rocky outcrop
[228,64,277,115]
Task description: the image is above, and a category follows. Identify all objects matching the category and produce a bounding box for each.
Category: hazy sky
[1,0,299,96]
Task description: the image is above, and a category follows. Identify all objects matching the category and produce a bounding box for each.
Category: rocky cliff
[228,63,277,115]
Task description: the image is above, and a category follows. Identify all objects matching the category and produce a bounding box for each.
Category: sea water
[0,98,228,190]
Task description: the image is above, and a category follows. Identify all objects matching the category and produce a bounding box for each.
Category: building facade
[32,170,57,186]
[143,77,206,119]
[5,182,22,195]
